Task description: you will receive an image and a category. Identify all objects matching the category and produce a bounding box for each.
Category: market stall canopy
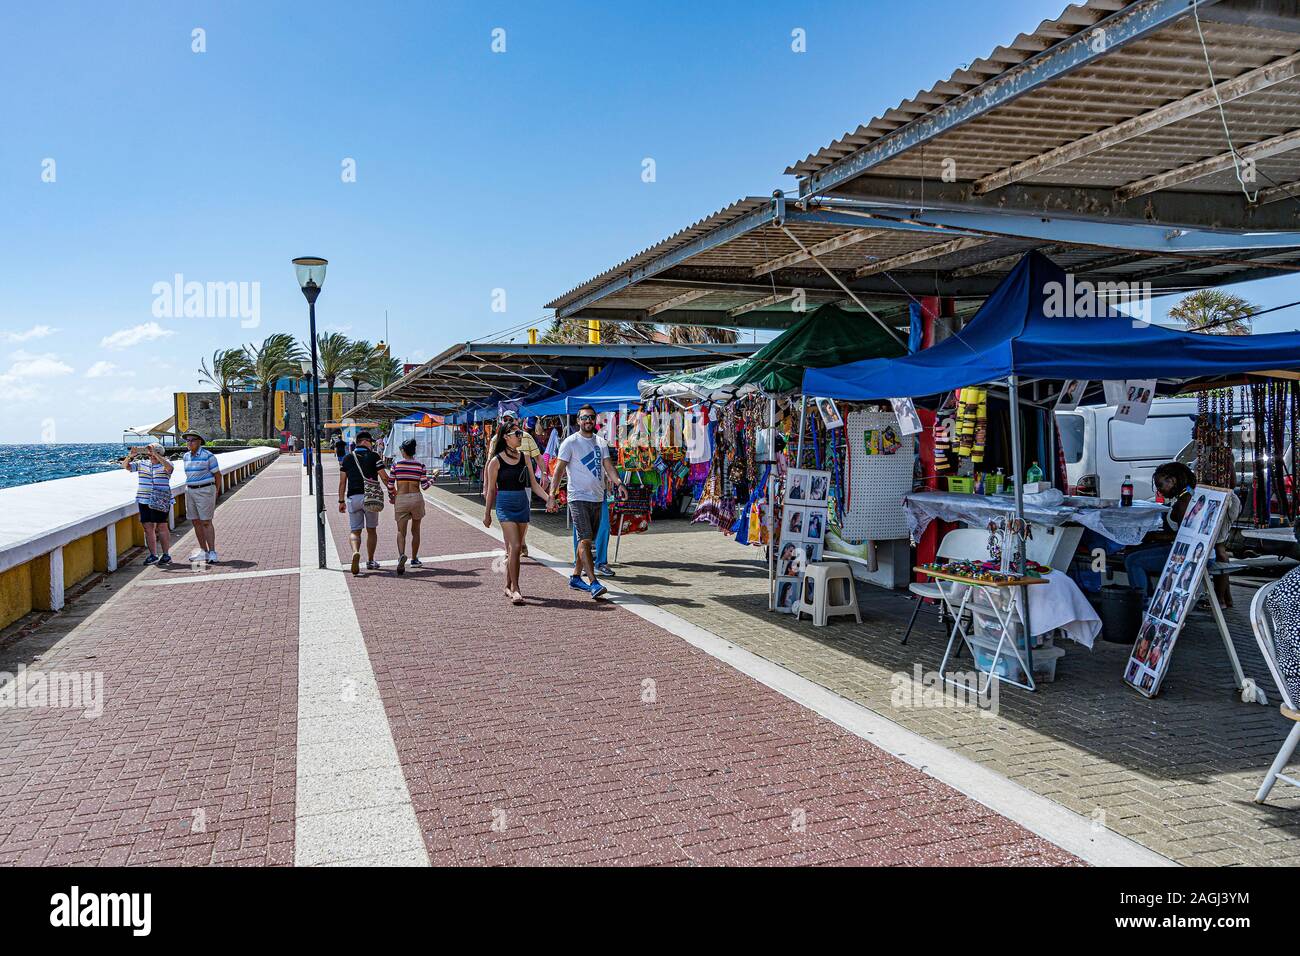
[641,303,907,401]
[394,412,443,426]
[802,252,1300,401]
[519,360,647,416]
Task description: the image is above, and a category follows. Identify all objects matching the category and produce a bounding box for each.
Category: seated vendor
[1124,462,1196,606]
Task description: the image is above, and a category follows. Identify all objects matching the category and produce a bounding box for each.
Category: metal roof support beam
[554,201,778,317]
[797,0,1212,197]
[853,236,991,278]
[946,245,1071,278]
[646,289,712,315]
[1116,128,1300,200]
[816,187,1300,246]
[1257,179,1300,204]
[729,291,800,317]
[974,50,1300,195]
[750,228,884,276]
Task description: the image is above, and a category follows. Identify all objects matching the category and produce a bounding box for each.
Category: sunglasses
[509,430,524,437]
[578,414,595,421]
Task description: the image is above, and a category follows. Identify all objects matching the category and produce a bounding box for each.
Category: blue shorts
[495,489,530,524]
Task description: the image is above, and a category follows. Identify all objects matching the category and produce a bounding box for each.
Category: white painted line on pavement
[137,566,301,586]
[224,494,302,502]
[296,469,428,867]
[424,488,1175,868]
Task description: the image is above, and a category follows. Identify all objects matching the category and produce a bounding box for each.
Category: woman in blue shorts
[484,423,552,605]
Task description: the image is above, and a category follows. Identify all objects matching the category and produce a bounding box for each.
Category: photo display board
[775,468,830,614]
[1123,485,1233,698]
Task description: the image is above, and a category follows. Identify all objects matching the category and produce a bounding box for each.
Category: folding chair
[902,528,992,646]
[1249,580,1300,804]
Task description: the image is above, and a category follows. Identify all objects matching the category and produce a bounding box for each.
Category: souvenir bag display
[611,471,653,535]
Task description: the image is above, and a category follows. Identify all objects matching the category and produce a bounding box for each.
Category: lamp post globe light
[293,257,328,570]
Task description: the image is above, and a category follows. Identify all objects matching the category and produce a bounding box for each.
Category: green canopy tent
[639,303,907,402]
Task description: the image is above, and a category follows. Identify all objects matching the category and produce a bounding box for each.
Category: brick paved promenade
[0,455,1089,865]
[425,479,1300,868]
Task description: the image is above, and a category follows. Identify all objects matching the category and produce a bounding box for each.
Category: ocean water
[0,443,128,490]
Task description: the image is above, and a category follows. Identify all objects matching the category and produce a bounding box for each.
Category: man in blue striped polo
[181,431,221,564]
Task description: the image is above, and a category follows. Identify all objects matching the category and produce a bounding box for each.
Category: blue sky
[3,0,1299,442]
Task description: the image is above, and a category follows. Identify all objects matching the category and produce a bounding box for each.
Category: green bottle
[1026,461,1044,484]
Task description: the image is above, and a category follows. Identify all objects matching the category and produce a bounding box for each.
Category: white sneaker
[188,551,205,562]
[206,550,218,563]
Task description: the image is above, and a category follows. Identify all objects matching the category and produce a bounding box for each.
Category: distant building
[173,379,373,442]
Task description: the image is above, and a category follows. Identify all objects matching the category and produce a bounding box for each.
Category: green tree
[197,347,255,439]
[1169,290,1256,336]
[308,332,353,420]
[367,351,404,390]
[343,339,375,411]
[246,333,307,438]
[537,318,737,345]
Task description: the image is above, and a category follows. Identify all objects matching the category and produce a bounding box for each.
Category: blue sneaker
[590,581,608,600]
[569,575,590,592]
[143,554,159,565]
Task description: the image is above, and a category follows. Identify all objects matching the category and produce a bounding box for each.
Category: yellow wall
[31,553,55,612]
[63,536,94,590]
[0,564,33,631]
[219,393,230,434]
[114,517,135,555]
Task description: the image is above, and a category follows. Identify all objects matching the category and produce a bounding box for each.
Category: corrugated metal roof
[788,0,1300,218]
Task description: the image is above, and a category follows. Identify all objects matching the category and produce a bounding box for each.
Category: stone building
[173,387,369,442]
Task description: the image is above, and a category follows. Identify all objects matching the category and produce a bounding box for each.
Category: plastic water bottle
[1026,461,1044,485]
[1121,475,1134,507]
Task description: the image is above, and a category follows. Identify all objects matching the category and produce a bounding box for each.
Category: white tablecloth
[951,569,1101,649]
[904,491,1166,546]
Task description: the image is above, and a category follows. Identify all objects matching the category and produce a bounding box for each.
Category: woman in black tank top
[483,423,552,605]
[496,453,529,491]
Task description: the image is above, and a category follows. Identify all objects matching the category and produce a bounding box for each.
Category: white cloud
[1,324,59,343]
[0,351,74,403]
[107,386,172,405]
[100,321,174,350]
[85,360,135,379]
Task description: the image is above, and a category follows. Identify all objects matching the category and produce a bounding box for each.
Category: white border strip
[423,489,1175,867]
[296,471,428,866]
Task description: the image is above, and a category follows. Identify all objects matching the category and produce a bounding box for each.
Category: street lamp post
[293,257,328,570]
[298,363,313,493]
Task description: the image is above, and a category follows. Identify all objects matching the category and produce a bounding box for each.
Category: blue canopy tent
[518,359,647,417]
[804,252,1300,400]
[803,252,1300,676]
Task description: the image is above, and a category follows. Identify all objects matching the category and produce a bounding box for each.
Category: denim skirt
[495,489,530,524]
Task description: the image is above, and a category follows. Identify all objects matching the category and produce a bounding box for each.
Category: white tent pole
[767,395,777,611]
[1008,374,1035,681]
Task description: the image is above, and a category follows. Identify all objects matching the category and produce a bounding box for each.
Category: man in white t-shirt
[547,404,626,599]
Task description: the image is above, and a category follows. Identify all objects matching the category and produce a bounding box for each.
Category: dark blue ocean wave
[0,443,128,490]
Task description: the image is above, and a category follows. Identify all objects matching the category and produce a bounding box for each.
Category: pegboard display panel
[841,410,914,541]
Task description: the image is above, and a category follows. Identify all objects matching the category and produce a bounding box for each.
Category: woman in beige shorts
[387,438,432,574]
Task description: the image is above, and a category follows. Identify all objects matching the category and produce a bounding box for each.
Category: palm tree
[344,339,374,411]
[246,333,307,438]
[1169,290,1256,336]
[538,318,736,345]
[198,347,255,439]
[367,351,404,390]
[309,331,353,418]
[667,324,739,345]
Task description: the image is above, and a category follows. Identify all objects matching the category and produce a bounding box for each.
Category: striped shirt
[183,448,220,487]
[131,460,172,505]
[386,458,431,489]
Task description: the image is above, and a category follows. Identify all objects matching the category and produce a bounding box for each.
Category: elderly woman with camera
[123,443,175,565]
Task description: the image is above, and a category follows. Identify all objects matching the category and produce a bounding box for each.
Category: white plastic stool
[794,562,862,627]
